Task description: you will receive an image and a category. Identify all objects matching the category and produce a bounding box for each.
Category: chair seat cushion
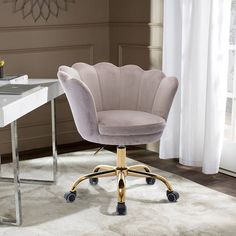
[97,110,165,136]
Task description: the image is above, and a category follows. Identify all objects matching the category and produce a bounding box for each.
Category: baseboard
[146,141,160,153]
[219,168,236,177]
[0,140,99,164]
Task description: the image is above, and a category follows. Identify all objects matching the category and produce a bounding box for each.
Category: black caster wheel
[64,191,77,203]
[116,202,127,215]
[167,190,179,202]
[89,178,98,185]
[146,177,156,185]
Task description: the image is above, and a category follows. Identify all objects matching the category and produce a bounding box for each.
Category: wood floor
[1,141,236,198]
[120,146,236,198]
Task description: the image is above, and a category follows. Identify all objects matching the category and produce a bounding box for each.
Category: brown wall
[0,0,163,154]
[109,0,163,69]
[0,0,109,153]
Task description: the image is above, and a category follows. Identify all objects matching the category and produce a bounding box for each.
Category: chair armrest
[57,71,99,140]
[152,77,178,120]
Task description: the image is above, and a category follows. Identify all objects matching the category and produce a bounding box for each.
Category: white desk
[0,79,64,226]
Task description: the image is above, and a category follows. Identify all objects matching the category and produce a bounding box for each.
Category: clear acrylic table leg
[0,99,58,225]
[0,120,22,226]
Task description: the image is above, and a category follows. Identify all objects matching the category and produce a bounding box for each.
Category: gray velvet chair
[57,62,179,215]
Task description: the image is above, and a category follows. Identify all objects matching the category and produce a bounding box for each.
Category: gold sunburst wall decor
[4,0,75,22]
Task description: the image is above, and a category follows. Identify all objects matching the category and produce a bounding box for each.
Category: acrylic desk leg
[0,100,58,225]
[0,121,22,226]
[11,121,22,225]
[51,99,57,183]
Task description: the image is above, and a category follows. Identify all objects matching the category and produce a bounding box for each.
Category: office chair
[57,62,179,215]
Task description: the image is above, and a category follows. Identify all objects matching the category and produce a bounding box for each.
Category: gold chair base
[66,146,178,214]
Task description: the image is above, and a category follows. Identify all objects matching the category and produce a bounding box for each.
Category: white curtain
[160,0,231,174]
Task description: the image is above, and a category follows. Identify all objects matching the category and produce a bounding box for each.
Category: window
[225,0,236,141]
[221,0,236,176]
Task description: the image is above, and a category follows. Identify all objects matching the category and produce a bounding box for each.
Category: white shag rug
[0,150,236,236]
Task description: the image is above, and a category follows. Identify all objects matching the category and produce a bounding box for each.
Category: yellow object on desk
[0,60,5,67]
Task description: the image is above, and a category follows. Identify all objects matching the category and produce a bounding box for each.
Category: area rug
[0,150,236,236]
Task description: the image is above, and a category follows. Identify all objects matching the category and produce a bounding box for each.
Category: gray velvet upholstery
[98,110,165,136]
[57,62,178,146]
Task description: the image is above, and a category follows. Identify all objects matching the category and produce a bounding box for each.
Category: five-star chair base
[64,146,179,215]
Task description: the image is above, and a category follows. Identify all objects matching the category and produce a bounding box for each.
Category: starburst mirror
[4,0,75,22]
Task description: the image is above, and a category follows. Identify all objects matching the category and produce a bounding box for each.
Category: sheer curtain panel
[160,0,231,174]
